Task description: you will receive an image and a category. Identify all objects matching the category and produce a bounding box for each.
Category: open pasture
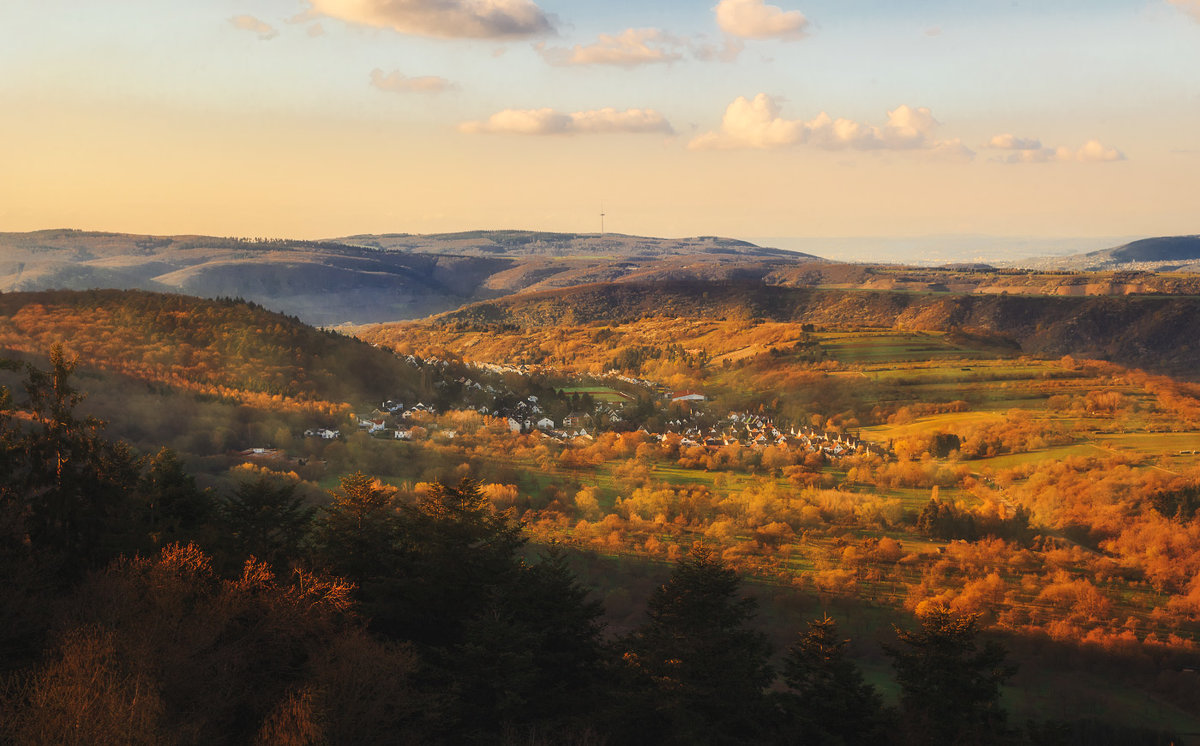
[815,330,1011,364]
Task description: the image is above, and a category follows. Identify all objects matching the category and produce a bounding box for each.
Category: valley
[3,278,1200,739]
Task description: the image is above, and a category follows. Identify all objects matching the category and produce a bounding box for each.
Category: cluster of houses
[301,352,887,462]
[648,413,882,460]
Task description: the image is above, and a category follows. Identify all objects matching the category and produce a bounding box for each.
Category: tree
[886,604,1016,745]
[779,615,889,745]
[139,447,211,548]
[378,480,606,740]
[0,346,141,576]
[381,478,526,647]
[219,476,313,570]
[618,544,774,745]
[312,472,398,582]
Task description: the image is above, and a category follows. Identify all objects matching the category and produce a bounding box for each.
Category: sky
[0,0,1197,258]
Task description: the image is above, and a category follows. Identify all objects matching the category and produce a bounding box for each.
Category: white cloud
[308,0,553,39]
[985,134,1125,163]
[985,134,1043,151]
[370,68,455,93]
[537,28,682,67]
[689,94,972,159]
[714,0,808,40]
[460,107,674,135]
[229,14,278,40]
[1168,0,1200,22]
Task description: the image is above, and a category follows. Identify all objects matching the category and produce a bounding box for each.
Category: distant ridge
[1012,235,1200,272]
[332,230,805,259]
[0,229,821,325]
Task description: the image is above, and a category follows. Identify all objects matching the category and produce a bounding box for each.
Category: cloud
[459,107,674,135]
[985,134,1125,163]
[308,0,553,39]
[985,134,1043,151]
[307,23,327,37]
[714,0,809,40]
[690,36,745,62]
[689,94,972,159]
[1168,0,1200,22]
[229,14,278,40]
[537,28,683,67]
[370,68,455,93]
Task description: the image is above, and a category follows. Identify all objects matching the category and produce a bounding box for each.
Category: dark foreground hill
[424,280,1200,378]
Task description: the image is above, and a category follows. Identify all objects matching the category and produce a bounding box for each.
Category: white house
[535,417,555,430]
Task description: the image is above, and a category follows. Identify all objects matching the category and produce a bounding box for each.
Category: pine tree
[886,604,1016,745]
[220,476,313,570]
[140,447,211,548]
[779,615,889,745]
[312,471,397,582]
[0,346,141,575]
[619,544,774,745]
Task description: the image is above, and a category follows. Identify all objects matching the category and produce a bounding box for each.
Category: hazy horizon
[2,0,1197,256]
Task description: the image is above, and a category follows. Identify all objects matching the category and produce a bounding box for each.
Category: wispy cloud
[229,14,278,40]
[985,134,1125,163]
[370,68,455,94]
[1168,0,1200,22]
[689,36,745,62]
[536,28,683,67]
[308,0,554,39]
[714,0,809,40]
[690,94,972,160]
[459,107,674,135]
[538,28,749,67]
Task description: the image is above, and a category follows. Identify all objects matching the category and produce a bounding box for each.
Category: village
[298,352,889,462]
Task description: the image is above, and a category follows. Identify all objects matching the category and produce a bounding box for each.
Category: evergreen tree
[312,471,398,582]
[219,475,313,570]
[0,346,141,576]
[886,604,1016,745]
[619,544,774,745]
[779,615,889,745]
[139,447,211,548]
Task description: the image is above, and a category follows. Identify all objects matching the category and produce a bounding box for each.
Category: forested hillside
[0,290,422,408]
[397,280,1200,378]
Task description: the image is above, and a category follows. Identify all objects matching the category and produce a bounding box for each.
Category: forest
[3,288,1200,742]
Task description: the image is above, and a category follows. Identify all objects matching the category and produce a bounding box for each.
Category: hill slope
[0,229,821,325]
[0,289,427,407]
[1013,235,1200,272]
[366,280,1200,378]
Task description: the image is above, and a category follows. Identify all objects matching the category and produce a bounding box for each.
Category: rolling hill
[0,229,822,326]
[1013,235,1200,272]
[362,279,1200,378]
